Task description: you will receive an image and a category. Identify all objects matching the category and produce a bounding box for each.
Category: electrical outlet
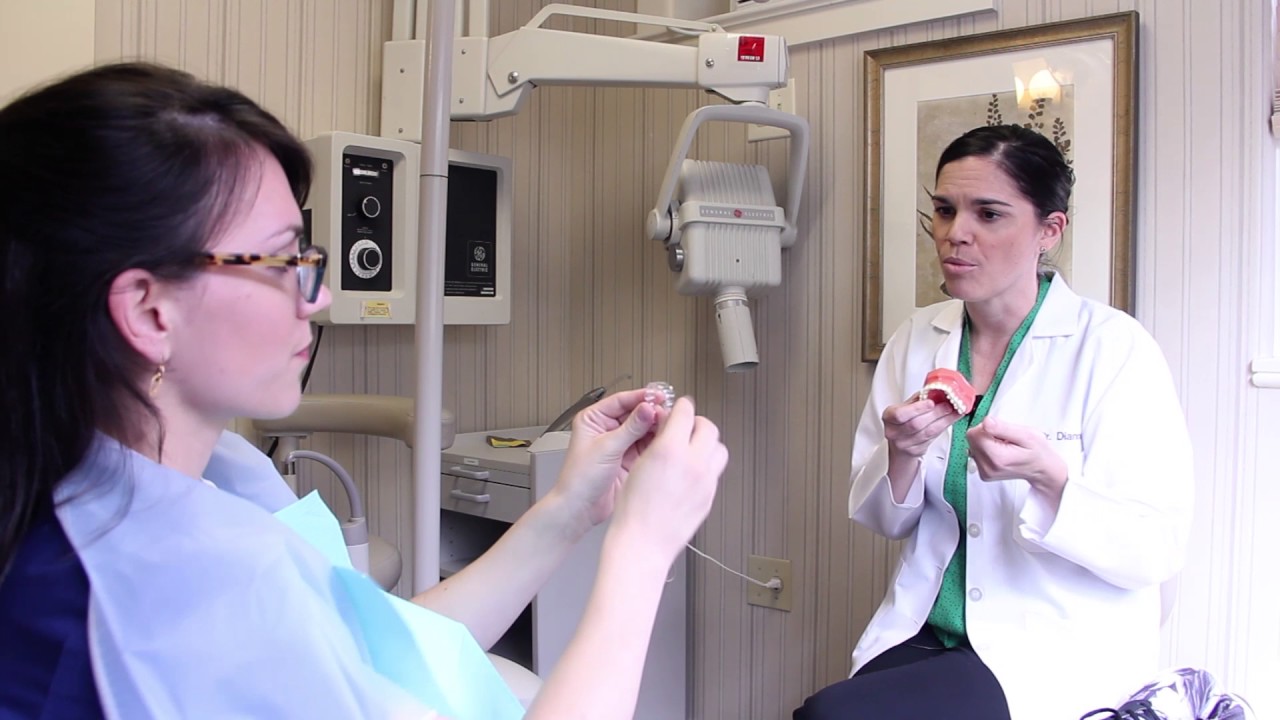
[747,78,797,143]
[746,555,792,611]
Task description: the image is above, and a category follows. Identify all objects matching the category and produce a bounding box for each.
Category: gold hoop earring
[149,364,166,397]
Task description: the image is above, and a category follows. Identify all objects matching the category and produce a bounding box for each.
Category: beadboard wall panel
[0,0,96,103]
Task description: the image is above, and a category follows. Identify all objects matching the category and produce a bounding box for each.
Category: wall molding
[632,0,996,46]
[1250,357,1280,388]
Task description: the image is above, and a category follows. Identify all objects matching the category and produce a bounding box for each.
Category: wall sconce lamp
[1014,61,1062,109]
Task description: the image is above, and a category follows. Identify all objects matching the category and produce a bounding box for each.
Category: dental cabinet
[441,427,688,719]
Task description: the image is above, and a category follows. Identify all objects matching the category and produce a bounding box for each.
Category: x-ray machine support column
[411,0,455,593]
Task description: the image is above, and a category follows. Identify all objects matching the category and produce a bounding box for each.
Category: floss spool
[644,381,676,411]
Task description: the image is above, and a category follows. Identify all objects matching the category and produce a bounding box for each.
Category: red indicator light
[738,36,765,62]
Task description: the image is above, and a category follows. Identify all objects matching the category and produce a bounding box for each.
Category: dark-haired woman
[796,125,1193,719]
[0,61,727,720]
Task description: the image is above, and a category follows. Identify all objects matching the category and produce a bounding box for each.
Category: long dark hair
[0,62,312,577]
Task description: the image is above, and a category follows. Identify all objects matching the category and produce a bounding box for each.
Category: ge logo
[473,246,487,262]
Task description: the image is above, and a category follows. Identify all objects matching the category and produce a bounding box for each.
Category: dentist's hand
[881,396,964,502]
[552,389,664,538]
[967,416,1068,500]
[608,397,727,563]
[883,396,962,461]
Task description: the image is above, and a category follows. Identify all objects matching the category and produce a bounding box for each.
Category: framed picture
[861,12,1137,362]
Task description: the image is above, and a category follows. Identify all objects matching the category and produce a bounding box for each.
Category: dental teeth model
[917,368,977,415]
[644,381,676,411]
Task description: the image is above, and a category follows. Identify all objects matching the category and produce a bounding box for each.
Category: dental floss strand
[686,544,783,591]
[642,381,782,593]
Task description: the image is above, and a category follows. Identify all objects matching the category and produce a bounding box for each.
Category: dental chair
[252,394,543,708]
[254,394,425,592]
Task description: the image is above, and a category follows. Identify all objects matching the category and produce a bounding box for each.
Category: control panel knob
[360,196,382,218]
[356,245,382,272]
[348,239,383,279]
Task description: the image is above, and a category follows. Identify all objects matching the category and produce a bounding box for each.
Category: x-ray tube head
[714,288,758,372]
[646,104,809,374]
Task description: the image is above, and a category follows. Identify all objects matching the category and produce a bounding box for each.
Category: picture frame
[861,12,1137,362]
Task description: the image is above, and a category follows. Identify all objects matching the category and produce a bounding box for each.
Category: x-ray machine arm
[449,4,788,119]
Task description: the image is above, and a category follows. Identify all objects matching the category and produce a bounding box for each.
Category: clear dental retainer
[644,381,676,411]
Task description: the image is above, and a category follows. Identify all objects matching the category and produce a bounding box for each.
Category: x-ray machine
[361,1,810,593]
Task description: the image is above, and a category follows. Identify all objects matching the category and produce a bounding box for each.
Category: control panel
[303,132,419,324]
[340,152,394,293]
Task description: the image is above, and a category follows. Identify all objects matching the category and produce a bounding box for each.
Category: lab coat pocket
[1023,608,1109,678]
[1021,610,1081,665]
[889,557,947,626]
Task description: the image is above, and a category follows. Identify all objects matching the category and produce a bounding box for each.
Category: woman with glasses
[0,62,727,719]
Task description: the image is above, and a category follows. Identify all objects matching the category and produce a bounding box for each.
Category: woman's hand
[550,388,665,539]
[966,416,1068,498]
[883,396,962,461]
[607,397,728,562]
[525,398,726,720]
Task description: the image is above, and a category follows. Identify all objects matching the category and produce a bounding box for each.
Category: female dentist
[796,125,1194,720]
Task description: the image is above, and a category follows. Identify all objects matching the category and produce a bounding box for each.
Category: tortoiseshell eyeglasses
[202,245,328,303]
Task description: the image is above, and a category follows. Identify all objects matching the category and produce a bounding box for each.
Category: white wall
[0,0,95,103]
[1132,0,1277,713]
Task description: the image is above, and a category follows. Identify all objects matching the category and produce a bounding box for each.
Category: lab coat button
[968,587,983,602]
[967,523,981,538]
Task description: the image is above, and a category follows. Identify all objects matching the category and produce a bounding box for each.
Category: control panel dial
[348,238,383,279]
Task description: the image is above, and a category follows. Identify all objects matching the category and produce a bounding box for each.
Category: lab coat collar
[928,272,1082,339]
[1028,272,1083,338]
[927,273,1082,374]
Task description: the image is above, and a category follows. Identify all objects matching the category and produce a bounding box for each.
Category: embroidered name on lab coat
[1043,430,1082,441]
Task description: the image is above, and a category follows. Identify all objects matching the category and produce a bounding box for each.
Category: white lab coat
[848,274,1194,720]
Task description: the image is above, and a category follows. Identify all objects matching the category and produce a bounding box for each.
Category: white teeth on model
[918,381,969,414]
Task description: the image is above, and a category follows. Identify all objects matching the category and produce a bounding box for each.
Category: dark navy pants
[793,625,1012,720]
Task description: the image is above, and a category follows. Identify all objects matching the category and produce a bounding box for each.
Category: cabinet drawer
[439,463,531,490]
[441,474,530,524]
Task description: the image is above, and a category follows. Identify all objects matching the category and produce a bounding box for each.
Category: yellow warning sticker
[361,301,392,319]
